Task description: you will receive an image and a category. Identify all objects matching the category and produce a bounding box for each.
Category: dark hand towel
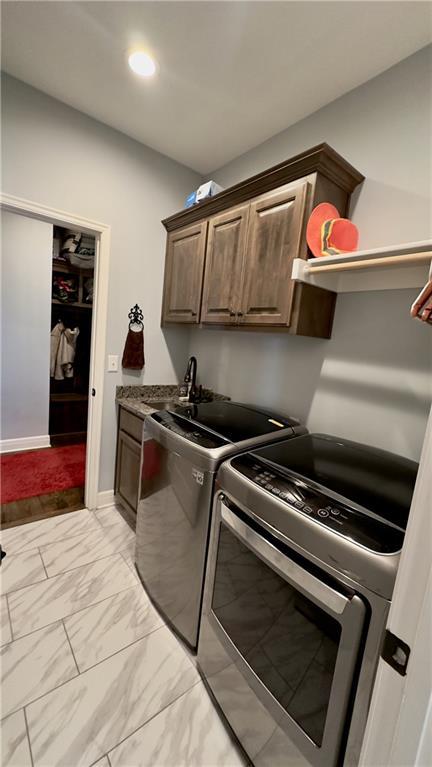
[122,328,145,370]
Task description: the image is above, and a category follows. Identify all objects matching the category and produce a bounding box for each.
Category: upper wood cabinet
[201,204,249,325]
[161,144,364,338]
[239,182,307,326]
[161,221,207,324]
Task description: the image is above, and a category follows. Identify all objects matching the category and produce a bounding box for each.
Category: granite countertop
[116,385,228,419]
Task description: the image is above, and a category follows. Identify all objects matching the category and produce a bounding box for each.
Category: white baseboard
[0,434,51,454]
[96,490,116,509]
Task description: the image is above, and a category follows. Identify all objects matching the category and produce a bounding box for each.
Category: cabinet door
[115,429,141,514]
[201,205,249,324]
[161,221,207,324]
[239,182,307,326]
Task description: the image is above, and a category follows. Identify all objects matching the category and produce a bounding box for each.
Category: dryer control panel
[231,454,405,554]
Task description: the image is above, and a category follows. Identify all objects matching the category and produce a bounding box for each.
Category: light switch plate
[108,355,119,372]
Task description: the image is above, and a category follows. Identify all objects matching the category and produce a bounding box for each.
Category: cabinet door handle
[237,311,244,317]
[229,309,236,316]
[191,311,197,317]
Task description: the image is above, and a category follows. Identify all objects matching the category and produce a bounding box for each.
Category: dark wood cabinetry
[201,204,249,324]
[161,221,207,324]
[115,407,144,523]
[116,429,141,516]
[239,181,307,326]
[161,143,364,338]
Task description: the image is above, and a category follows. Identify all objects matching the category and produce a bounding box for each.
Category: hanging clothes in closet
[50,321,80,380]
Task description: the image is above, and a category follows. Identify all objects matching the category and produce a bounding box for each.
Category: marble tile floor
[0,505,247,767]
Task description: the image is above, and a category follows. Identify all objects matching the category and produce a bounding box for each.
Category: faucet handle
[189,384,202,404]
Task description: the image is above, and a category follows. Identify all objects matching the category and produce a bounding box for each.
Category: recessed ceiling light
[128,51,157,78]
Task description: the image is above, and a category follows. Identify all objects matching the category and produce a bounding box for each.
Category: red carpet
[1,444,86,504]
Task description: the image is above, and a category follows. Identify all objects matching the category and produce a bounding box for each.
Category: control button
[265,484,274,490]
[330,508,340,516]
[303,506,313,514]
[279,492,289,500]
[294,500,305,509]
[272,488,281,496]
[318,509,329,518]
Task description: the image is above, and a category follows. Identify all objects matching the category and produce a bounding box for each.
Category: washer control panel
[231,454,404,554]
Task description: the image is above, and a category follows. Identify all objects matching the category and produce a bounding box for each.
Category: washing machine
[135,400,307,650]
[198,433,418,766]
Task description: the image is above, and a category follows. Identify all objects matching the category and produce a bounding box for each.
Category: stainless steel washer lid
[147,401,307,472]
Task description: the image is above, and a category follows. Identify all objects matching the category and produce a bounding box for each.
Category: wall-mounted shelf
[292,240,432,293]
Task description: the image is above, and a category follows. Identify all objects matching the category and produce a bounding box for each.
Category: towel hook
[128,303,144,329]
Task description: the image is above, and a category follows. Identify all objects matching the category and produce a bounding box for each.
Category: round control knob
[318,509,329,518]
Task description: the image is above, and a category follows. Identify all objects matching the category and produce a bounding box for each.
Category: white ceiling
[2,1,431,174]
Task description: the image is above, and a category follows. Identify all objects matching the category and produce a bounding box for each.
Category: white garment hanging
[50,321,64,377]
[55,327,80,380]
[50,324,80,380]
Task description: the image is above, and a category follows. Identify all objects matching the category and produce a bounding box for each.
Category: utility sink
[142,399,176,411]
[143,395,214,411]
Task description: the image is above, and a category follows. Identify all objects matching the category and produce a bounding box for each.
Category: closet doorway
[50,226,94,448]
[1,194,110,528]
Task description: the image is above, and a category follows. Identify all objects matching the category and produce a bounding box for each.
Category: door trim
[0,192,111,511]
[360,406,432,767]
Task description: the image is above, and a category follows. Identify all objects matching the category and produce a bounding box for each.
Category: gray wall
[190,291,431,461]
[2,74,200,491]
[210,46,432,249]
[1,211,52,443]
[189,47,432,461]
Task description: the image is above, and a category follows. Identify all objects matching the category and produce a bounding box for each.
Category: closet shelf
[292,240,432,293]
[52,258,93,276]
[50,393,89,403]
[52,299,92,310]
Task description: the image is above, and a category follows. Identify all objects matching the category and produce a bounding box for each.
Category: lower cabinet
[115,416,142,522]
